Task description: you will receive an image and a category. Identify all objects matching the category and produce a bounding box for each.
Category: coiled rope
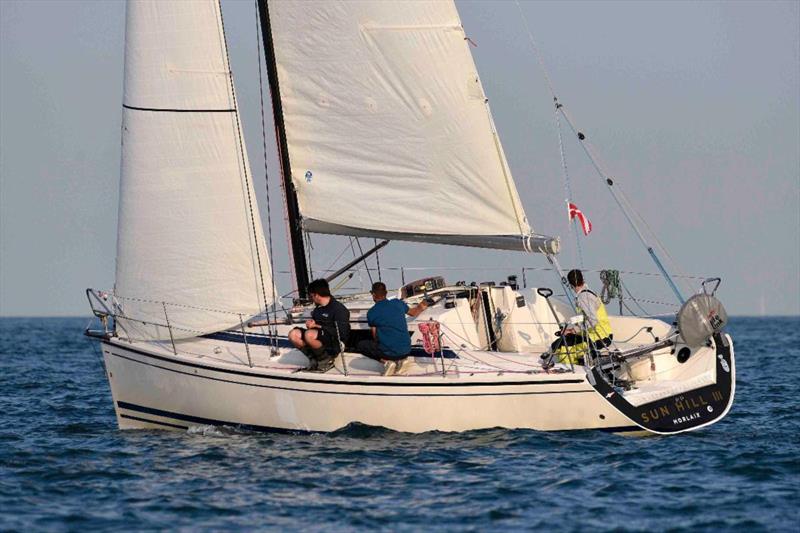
[599,269,621,305]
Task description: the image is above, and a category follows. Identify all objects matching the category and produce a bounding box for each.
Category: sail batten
[269,0,553,252]
[115,0,273,341]
[121,104,237,113]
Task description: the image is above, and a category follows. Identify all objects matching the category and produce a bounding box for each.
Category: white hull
[93,0,738,439]
[100,340,638,434]
[94,284,735,435]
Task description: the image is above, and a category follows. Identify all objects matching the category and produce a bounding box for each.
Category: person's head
[566,269,584,291]
[307,279,331,304]
[370,282,388,302]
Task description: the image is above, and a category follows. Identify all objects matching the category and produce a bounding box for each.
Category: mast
[257,0,310,300]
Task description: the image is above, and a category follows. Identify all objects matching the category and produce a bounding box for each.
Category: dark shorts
[356,339,408,362]
[294,327,340,355]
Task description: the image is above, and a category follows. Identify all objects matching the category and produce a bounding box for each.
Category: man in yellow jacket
[550,269,613,365]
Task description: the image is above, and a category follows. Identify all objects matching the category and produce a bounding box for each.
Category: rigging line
[348,237,357,259]
[513,0,582,260]
[558,108,685,304]
[374,238,383,283]
[254,0,280,344]
[304,231,314,281]
[545,252,579,322]
[217,0,269,313]
[345,237,360,288]
[344,237,367,289]
[619,278,652,316]
[256,0,308,299]
[322,240,358,278]
[614,185,694,296]
[621,300,642,317]
[554,104,584,268]
[512,1,685,304]
[564,129,674,280]
[514,0,557,103]
[354,238,374,285]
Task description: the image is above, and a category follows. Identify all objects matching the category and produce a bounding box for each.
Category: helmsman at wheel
[551,269,613,364]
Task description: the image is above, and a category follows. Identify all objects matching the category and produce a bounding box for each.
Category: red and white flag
[568,202,592,236]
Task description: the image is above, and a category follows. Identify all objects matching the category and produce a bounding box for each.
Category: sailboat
[86,0,735,435]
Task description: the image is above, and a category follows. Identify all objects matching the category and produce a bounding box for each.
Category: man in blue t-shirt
[357,282,428,376]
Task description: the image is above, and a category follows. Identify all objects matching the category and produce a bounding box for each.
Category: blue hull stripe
[118,401,316,434]
[120,413,188,430]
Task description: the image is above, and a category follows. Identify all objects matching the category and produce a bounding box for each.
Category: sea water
[1,317,798,531]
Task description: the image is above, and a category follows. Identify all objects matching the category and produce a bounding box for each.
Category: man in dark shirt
[289,279,350,372]
[357,282,427,376]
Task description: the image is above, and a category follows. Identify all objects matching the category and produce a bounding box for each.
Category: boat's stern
[589,331,735,434]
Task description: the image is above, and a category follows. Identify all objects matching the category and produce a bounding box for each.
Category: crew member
[549,269,613,365]
[288,279,350,372]
[357,282,428,376]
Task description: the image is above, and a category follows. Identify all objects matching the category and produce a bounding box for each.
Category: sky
[1,0,798,317]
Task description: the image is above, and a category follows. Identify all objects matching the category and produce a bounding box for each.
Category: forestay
[268,0,557,253]
[115,0,273,341]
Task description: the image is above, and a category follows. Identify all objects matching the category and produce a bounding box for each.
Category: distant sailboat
[86,0,735,435]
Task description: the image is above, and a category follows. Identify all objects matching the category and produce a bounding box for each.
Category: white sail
[115,0,273,341]
[268,0,557,253]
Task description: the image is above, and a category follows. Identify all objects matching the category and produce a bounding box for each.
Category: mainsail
[115,0,273,340]
[267,0,558,253]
